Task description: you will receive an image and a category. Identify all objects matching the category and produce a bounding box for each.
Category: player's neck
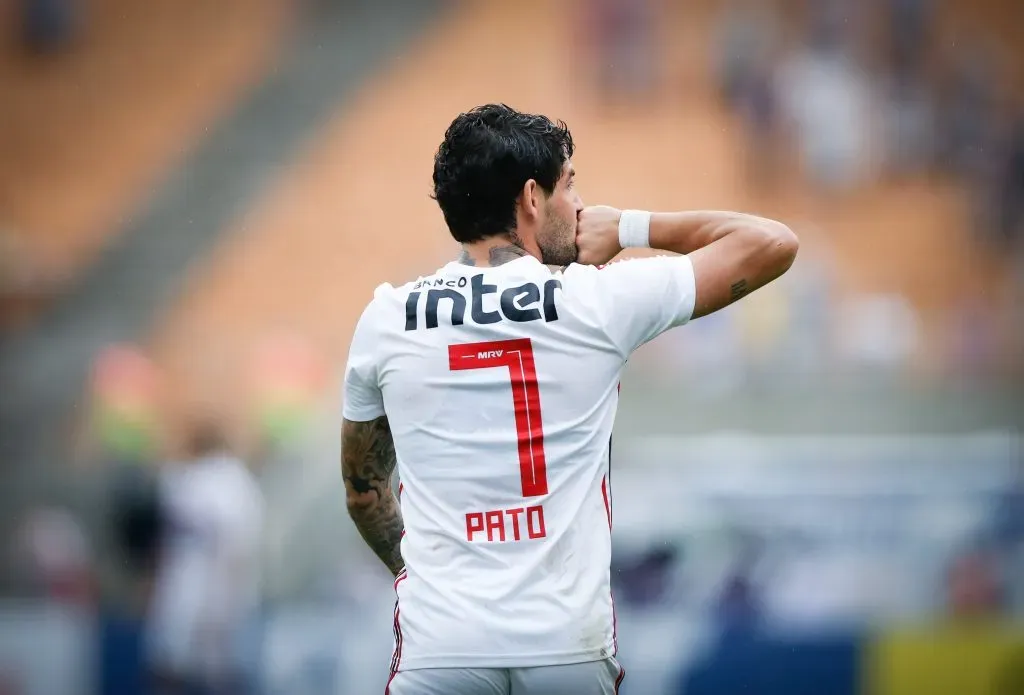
[458,238,533,267]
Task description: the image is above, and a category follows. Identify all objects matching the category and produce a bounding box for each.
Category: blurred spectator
[879,0,936,178]
[939,45,1004,245]
[109,458,165,603]
[88,344,162,466]
[880,69,936,177]
[20,0,79,54]
[945,547,1005,621]
[836,293,919,373]
[10,506,94,607]
[940,48,999,180]
[764,549,880,627]
[145,422,264,695]
[248,332,328,460]
[0,227,56,333]
[992,463,1024,552]
[990,466,1024,615]
[640,307,744,394]
[1013,252,1024,364]
[715,573,760,632]
[737,55,783,188]
[808,0,859,56]
[714,542,763,636]
[612,543,679,609]
[0,228,43,295]
[884,0,935,78]
[713,0,780,110]
[587,0,658,102]
[946,295,1000,379]
[992,105,1024,250]
[777,242,836,379]
[777,29,875,193]
[713,1,783,188]
[734,278,790,381]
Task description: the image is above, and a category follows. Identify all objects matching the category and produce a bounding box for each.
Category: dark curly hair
[432,104,575,244]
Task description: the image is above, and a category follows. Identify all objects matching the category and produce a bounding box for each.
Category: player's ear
[520,179,542,220]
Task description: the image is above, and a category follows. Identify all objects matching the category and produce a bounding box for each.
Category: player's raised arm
[341,416,404,577]
[577,206,798,319]
[649,210,798,318]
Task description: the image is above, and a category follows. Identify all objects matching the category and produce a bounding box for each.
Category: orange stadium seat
[0,0,290,332]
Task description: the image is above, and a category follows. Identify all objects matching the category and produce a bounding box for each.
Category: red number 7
[448,338,548,497]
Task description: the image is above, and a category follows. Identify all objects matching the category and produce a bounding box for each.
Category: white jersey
[343,254,696,672]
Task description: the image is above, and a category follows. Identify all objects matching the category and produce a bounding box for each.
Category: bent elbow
[761,221,799,274]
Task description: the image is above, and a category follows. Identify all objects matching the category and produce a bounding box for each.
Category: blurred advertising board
[865,624,1024,695]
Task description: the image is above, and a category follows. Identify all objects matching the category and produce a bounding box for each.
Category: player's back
[343,253,696,670]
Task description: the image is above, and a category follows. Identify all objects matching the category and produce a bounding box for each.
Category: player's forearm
[347,490,405,577]
[648,211,793,258]
[657,210,796,298]
[341,416,405,577]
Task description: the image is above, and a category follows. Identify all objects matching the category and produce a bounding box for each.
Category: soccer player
[341,104,798,694]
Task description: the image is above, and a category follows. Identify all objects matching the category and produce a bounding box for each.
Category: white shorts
[385,658,625,695]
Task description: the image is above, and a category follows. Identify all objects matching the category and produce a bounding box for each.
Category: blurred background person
[145,422,263,695]
[9,505,95,609]
[945,545,1006,622]
[585,0,661,105]
[19,0,80,55]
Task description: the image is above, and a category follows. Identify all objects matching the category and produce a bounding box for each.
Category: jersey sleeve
[342,299,385,421]
[594,254,697,357]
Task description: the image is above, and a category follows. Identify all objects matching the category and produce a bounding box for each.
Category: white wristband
[618,209,651,249]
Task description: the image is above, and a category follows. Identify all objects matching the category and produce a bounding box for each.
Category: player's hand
[576,205,623,266]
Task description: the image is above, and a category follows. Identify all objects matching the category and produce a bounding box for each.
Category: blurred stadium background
[0,0,1022,693]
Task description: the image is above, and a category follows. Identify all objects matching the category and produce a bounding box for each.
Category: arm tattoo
[341,416,404,576]
[730,279,749,302]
